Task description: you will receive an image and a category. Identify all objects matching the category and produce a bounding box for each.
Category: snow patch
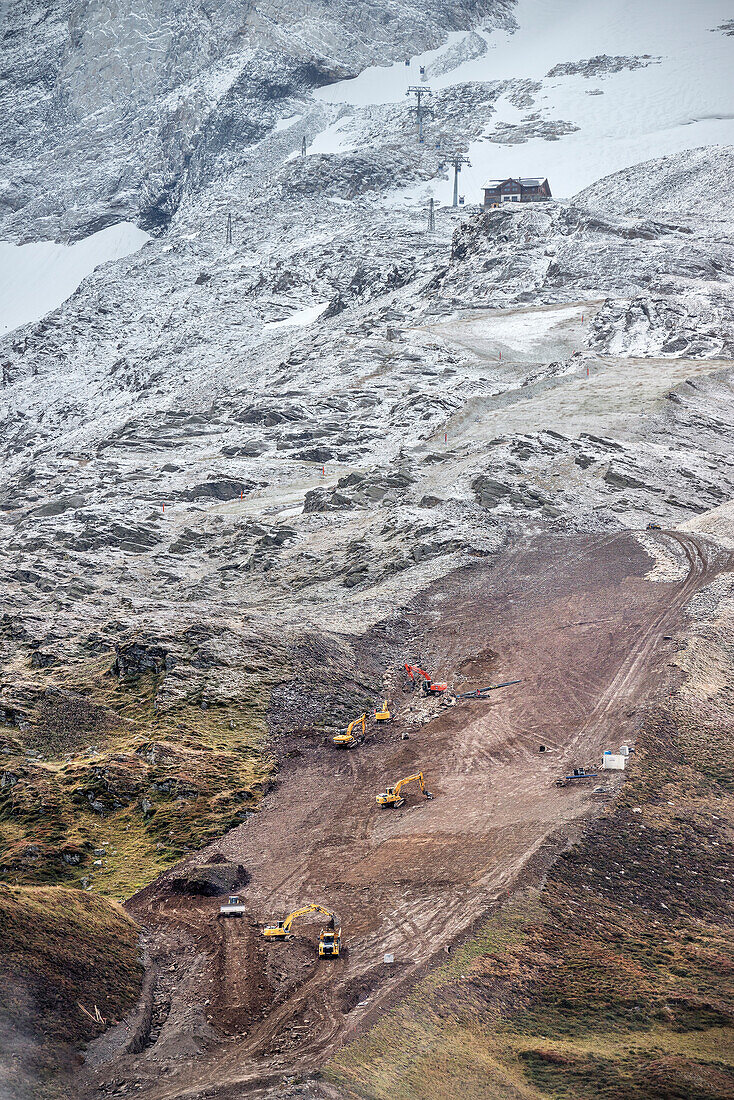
[376,0,734,203]
[307,117,357,156]
[263,303,329,330]
[274,113,303,133]
[313,32,467,106]
[0,222,149,335]
[448,304,585,352]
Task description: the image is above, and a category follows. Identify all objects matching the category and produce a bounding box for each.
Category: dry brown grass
[0,883,143,1098]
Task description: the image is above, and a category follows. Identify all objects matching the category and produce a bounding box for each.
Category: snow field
[263,303,330,329]
[0,222,150,335]
[312,0,734,201]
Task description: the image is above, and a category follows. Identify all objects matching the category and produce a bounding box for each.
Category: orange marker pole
[162,503,165,512]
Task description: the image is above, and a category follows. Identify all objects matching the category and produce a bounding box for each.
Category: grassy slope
[0,618,388,899]
[0,884,143,1097]
[0,640,276,898]
[327,600,734,1099]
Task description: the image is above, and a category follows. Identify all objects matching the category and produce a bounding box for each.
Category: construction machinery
[453,679,522,701]
[219,894,246,917]
[263,903,341,956]
[332,713,366,748]
[647,522,662,530]
[555,768,599,788]
[376,772,433,807]
[318,926,341,957]
[404,663,447,694]
[374,699,392,722]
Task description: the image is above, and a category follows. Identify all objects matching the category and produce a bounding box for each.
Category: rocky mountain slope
[1,1,734,1096]
[2,137,734,879]
[0,0,505,241]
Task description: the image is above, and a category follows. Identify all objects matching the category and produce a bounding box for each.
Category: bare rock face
[112,641,173,679]
[441,170,734,349]
[0,0,499,241]
[546,54,659,78]
[589,296,734,359]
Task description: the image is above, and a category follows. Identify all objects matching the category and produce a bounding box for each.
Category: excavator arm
[404,663,430,684]
[377,771,434,807]
[394,773,425,799]
[264,902,335,938]
[283,903,334,933]
[404,663,447,694]
[332,713,366,748]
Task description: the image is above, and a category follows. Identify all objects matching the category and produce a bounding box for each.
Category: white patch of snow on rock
[443,303,585,354]
[378,0,734,205]
[0,222,149,335]
[263,303,329,329]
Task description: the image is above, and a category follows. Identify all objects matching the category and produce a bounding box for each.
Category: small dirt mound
[169,861,249,897]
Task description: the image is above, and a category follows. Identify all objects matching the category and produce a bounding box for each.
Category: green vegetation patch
[0,629,280,897]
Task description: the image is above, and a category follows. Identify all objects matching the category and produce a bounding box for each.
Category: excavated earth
[2,14,734,1094]
[80,527,721,1098]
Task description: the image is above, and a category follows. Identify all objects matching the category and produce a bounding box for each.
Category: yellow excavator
[374,699,392,722]
[263,903,341,956]
[332,713,366,749]
[376,772,433,807]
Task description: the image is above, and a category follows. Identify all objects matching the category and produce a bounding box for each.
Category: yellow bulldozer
[376,772,433,808]
[263,903,341,956]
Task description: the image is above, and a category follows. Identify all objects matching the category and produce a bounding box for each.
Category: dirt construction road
[84,530,718,1099]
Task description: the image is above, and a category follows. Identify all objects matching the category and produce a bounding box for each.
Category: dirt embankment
[0,885,142,1100]
[79,530,721,1099]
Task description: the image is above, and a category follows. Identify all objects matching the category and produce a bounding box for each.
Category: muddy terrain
[2,7,733,1095]
[79,528,720,1098]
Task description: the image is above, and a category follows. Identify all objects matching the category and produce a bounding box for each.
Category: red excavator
[404,663,447,695]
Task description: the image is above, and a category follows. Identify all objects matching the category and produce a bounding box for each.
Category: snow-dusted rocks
[1,0,734,897]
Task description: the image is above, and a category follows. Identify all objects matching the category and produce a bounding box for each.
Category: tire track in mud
[564,532,716,763]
